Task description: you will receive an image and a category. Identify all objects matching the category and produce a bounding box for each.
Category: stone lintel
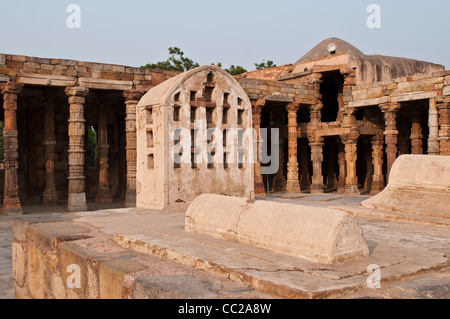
[265,94,294,103]
[17,74,76,87]
[391,91,438,103]
[78,78,133,91]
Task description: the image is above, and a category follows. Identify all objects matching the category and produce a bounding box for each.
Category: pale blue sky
[0,0,449,70]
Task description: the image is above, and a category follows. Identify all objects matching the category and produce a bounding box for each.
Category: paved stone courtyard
[1,194,449,299]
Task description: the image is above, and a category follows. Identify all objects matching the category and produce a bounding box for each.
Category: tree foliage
[142,47,273,76]
[213,63,247,76]
[141,47,200,72]
[87,126,98,168]
[255,59,276,70]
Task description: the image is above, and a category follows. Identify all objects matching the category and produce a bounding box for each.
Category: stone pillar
[123,91,143,207]
[428,97,440,155]
[308,136,324,194]
[42,97,58,206]
[371,134,385,195]
[299,141,310,191]
[410,110,423,155]
[341,133,360,195]
[95,103,113,204]
[66,87,89,212]
[1,82,23,215]
[337,143,346,194]
[438,97,450,156]
[286,103,300,193]
[380,102,401,181]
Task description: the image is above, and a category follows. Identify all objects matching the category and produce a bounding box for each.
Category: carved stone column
[371,134,385,195]
[95,103,113,203]
[308,136,324,194]
[1,82,23,215]
[341,133,360,195]
[337,143,346,194]
[66,87,89,212]
[428,97,440,155]
[123,90,143,207]
[42,97,58,206]
[380,102,401,181]
[286,103,300,193]
[410,110,423,155]
[438,97,450,156]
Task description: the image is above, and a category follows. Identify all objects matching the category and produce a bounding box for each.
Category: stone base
[344,185,360,195]
[285,180,300,193]
[67,193,87,212]
[43,191,59,207]
[310,183,324,194]
[125,191,136,208]
[1,207,23,216]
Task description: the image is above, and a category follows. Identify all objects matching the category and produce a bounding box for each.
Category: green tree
[141,47,200,72]
[225,65,247,76]
[255,59,276,70]
[87,126,98,168]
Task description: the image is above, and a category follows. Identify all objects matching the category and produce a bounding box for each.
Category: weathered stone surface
[133,276,221,299]
[136,65,254,210]
[99,259,146,299]
[362,155,450,217]
[27,245,45,299]
[11,242,25,287]
[186,194,369,264]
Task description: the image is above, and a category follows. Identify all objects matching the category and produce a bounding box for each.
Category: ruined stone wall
[235,64,294,81]
[350,71,450,106]
[136,66,254,210]
[0,53,178,90]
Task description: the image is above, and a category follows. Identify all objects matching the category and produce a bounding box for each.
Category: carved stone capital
[1,82,23,95]
[65,86,89,98]
[123,90,145,102]
[379,102,401,113]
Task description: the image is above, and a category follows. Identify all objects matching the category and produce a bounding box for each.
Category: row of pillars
[0,82,143,215]
[252,98,450,196]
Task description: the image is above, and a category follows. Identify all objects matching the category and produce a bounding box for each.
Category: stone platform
[10,194,450,299]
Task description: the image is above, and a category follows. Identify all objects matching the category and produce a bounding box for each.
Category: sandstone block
[99,259,146,299]
[112,65,125,73]
[12,242,25,288]
[362,155,450,218]
[0,54,5,65]
[186,194,369,264]
[133,276,221,299]
[51,274,66,299]
[59,242,89,295]
[6,60,24,69]
[27,245,45,299]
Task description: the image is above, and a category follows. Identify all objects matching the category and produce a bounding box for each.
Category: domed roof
[294,37,444,83]
[296,37,365,63]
